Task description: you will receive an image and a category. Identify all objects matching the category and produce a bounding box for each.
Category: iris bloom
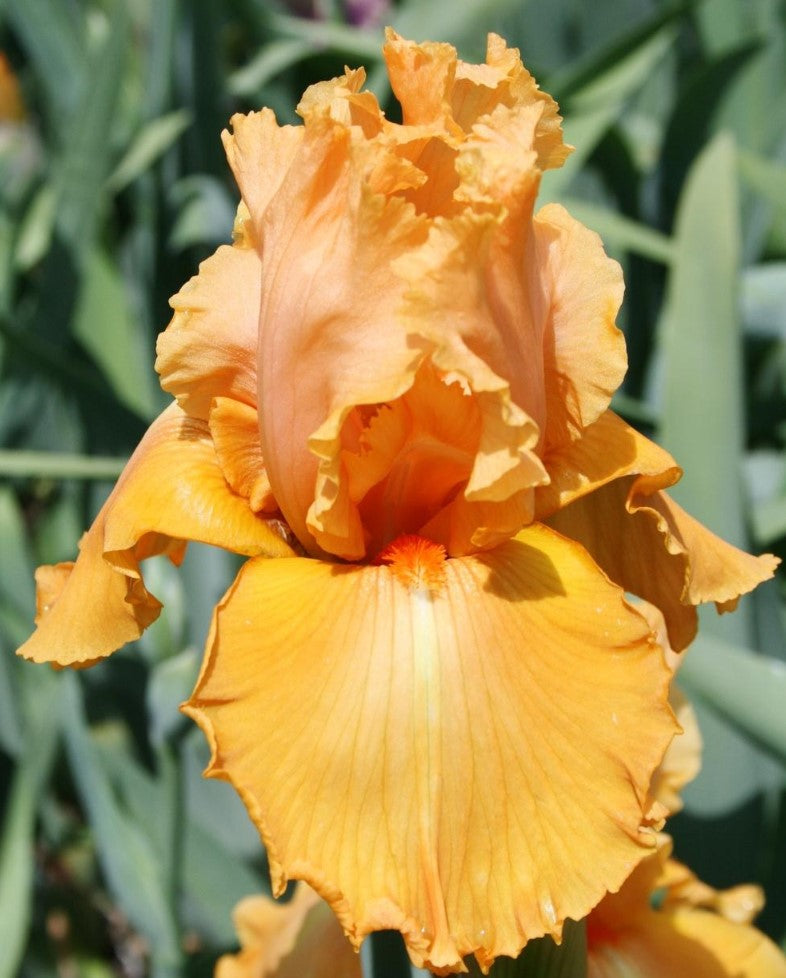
[19,30,777,974]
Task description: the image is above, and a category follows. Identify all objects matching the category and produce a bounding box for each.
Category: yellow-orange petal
[216,885,361,978]
[547,478,778,652]
[209,397,278,514]
[17,403,293,667]
[649,685,702,816]
[629,489,780,611]
[587,838,786,978]
[184,523,675,974]
[155,228,261,421]
[535,410,681,520]
[660,858,765,925]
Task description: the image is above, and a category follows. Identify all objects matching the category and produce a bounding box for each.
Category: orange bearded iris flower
[17,30,778,975]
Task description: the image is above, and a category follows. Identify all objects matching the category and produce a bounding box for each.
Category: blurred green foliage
[1,0,785,976]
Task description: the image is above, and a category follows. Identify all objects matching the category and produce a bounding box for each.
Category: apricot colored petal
[185,523,675,974]
[209,397,278,514]
[383,31,460,132]
[336,360,545,558]
[649,685,702,815]
[629,490,780,610]
[221,109,303,229]
[535,410,681,520]
[548,480,778,652]
[156,232,261,420]
[534,205,627,451]
[383,30,570,170]
[0,53,25,122]
[588,840,786,978]
[18,403,293,667]
[227,108,434,557]
[588,910,786,978]
[665,907,786,978]
[216,885,361,978]
[297,66,386,140]
[661,859,764,924]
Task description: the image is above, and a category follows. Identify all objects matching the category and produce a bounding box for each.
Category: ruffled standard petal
[547,477,778,652]
[534,205,627,451]
[383,30,570,171]
[216,885,361,978]
[587,837,786,978]
[18,403,293,667]
[156,226,262,420]
[184,524,675,974]
[221,109,304,234]
[225,105,432,558]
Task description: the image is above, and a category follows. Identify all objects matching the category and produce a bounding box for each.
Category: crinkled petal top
[221,30,628,561]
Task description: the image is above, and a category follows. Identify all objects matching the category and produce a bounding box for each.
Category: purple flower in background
[345,0,389,28]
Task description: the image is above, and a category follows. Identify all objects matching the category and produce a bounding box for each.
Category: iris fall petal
[184,523,675,974]
[548,476,778,651]
[18,403,292,667]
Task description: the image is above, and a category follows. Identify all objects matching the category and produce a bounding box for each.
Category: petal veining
[185,523,675,973]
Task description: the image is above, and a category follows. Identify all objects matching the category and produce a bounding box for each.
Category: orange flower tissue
[18,30,777,975]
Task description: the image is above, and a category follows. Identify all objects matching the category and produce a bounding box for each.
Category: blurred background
[1,0,785,975]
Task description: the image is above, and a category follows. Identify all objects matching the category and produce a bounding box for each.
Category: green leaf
[60,673,182,974]
[659,134,747,573]
[147,647,200,745]
[96,736,265,946]
[680,636,786,765]
[168,175,235,250]
[228,39,313,97]
[546,0,693,103]
[0,485,35,618]
[0,449,126,480]
[659,133,777,817]
[0,487,35,758]
[0,667,60,978]
[54,6,130,257]
[739,150,786,215]
[541,26,676,202]
[559,198,674,265]
[0,744,54,978]
[741,263,786,336]
[4,0,85,124]
[14,184,57,273]
[658,41,762,224]
[106,110,192,194]
[267,10,383,62]
[72,248,158,419]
